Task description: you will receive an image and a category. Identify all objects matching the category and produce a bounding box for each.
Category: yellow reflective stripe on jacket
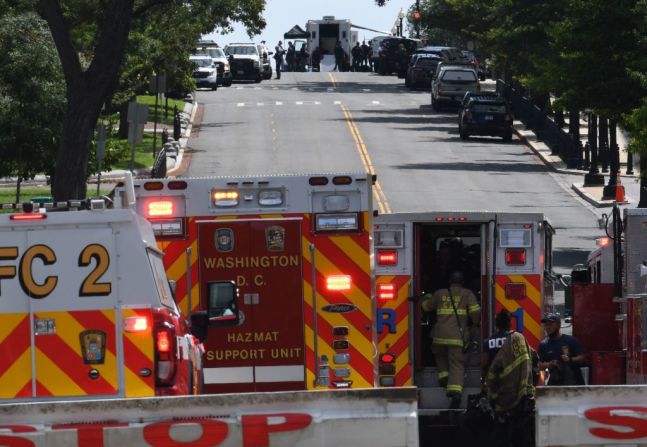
[498,352,530,379]
[468,304,481,313]
[437,308,467,316]
[447,384,463,394]
[433,337,464,347]
[438,371,449,379]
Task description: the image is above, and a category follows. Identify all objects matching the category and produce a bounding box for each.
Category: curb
[570,183,630,208]
[166,101,198,177]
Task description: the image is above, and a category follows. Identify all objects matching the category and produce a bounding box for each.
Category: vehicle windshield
[441,70,477,82]
[417,59,440,68]
[472,103,507,113]
[206,48,225,58]
[192,58,212,68]
[225,46,258,56]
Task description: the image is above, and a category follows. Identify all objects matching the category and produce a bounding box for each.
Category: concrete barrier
[0,388,418,447]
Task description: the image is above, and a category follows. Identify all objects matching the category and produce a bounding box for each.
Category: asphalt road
[188,71,605,273]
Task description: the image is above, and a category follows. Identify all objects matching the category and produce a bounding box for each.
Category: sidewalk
[513,120,640,208]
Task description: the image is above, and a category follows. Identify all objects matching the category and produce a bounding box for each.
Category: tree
[39,0,266,201]
[0,11,65,195]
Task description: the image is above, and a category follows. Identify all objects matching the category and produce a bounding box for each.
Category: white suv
[224,43,263,83]
[189,55,218,90]
[431,64,480,112]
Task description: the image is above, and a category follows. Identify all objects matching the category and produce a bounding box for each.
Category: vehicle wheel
[431,96,438,112]
[224,80,232,87]
[503,130,513,142]
[460,130,469,140]
[211,84,218,91]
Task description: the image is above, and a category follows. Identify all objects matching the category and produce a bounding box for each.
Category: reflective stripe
[204,367,253,384]
[447,384,463,393]
[468,304,480,313]
[433,337,464,347]
[438,371,449,379]
[437,308,467,316]
[498,353,530,379]
[255,365,304,383]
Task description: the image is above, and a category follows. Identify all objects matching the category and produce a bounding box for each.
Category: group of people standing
[273,41,322,78]
[422,272,586,447]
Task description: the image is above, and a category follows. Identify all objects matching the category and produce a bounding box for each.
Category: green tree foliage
[37,0,266,201]
[0,11,65,182]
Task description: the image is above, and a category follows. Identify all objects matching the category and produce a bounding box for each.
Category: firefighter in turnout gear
[485,310,536,447]
[422,271,480,408]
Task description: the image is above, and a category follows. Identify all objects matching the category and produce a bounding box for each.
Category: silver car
[431,65,480,112]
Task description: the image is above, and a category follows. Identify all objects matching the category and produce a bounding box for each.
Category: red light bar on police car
[326,275,352,291]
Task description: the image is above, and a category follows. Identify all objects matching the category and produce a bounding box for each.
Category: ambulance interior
[415,223,484,403]
[317,23,340,54]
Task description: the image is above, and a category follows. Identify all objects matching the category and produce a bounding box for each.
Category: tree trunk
[118,100,130,139]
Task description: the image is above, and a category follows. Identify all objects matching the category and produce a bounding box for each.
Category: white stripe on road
[371,101,380,105]
[314,101,321,105]
[257,102,264,106]
[296,101,303,105]
[255,365,305,383]
[275,101,283,106]
[237,103,245,107]
[334,101,342,105]
[204,367,253,384]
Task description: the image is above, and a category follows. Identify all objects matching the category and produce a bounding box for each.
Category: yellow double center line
[340,104,391,214]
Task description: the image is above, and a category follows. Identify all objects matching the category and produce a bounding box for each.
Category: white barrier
[536,385,647,446]
[0,388,418,447]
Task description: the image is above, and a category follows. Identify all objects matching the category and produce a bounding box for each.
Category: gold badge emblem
[265,226,285,252]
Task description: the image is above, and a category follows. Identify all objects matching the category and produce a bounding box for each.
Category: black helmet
[449,271,464,285]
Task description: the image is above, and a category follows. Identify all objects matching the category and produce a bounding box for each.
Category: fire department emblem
[79,330,106,365]
[215,228,234,252]
[265,226,285,252]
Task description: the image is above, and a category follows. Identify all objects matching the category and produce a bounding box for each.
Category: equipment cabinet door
[198,219,305,393]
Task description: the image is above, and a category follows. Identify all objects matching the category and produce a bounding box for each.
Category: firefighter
[485,310,535,447]
[422,271,480,408]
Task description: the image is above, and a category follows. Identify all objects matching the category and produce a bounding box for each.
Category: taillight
[379,352,396,386]
[505,248,526,265]
[155,323,177,386]
[378,283,396,300]
[505,283,526,300]
[10,213,46,221]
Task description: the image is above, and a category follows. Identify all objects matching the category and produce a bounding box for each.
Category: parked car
[257,43,273,80]
[196,47,232,87]
[405,55,442,89]
[458,92,513,141]
[431,64,480,111]
[189,55,218,90]
[461,50,486,81]
[224,43,263,83]
[376,37,419,76]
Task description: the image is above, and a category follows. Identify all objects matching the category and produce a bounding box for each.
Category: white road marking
[237,102,245,107]
[275,101,283,106]
[296,101,303,105]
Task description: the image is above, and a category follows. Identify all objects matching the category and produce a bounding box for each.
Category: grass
[112,134,157,171]
[136,95,186,124]
[0,187,114,207]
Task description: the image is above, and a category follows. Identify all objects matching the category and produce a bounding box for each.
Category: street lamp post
[584,112,605,186]
[399,10,405,37]
[602,119,623,200]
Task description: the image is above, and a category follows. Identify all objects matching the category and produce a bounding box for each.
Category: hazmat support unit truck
[114,173,557,437]
[0,177,417,447]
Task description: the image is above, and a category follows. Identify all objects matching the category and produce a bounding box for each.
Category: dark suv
[458,92,513,141]
[405,55,442,89]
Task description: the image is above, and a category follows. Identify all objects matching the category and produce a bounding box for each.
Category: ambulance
[115,173,557,411]
[0,189,208,402]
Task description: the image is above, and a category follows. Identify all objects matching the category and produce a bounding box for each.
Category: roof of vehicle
[226,42,257,46]
[464,92,508,103]
[190,54,212,59]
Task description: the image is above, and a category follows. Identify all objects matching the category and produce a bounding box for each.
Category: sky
[203,0,415,47]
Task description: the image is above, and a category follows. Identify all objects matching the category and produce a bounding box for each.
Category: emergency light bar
[505,248,526,265]
[124,316,149,332]
[10,213,46,221]
[377,250,398,266]
[326,275,352,291]
[377,283,396,300]
[147,200,174,217]
[212,190,239,207]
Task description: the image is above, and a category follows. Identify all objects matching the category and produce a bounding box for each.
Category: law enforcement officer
[481,310,513,385]
[485,310,535,447]
[422,271,480,408]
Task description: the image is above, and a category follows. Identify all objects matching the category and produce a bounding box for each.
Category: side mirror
[206,280,240,327]
[190,311,208,343]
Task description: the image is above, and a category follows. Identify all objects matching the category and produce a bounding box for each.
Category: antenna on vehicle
[124,172,136,207]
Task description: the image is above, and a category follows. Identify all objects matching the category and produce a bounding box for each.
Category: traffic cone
[616,172,625,202]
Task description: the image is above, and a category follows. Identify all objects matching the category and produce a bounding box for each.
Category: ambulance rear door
[198,218,305,393]
[0,226,120,400]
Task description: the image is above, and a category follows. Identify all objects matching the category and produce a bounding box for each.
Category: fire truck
[0,185,207,402]
[535,206,647,447]
[115,173,556,411]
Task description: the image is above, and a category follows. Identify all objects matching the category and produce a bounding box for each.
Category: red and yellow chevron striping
[0,313,31,398]
[495,274,542,347]
[122,308,155,397]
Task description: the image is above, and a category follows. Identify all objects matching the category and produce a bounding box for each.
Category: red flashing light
[309,176,329,186]
[523,224,532,228]
[413,10,421,20]
[167,181,187,190]
[435,217,444,222]
[326,275,352,291]
[377,250,398,266]
[156,330,171,353]
[147,200,174,217]
[505,283,526,300]
[596,237,610,247]
[124,316,148,332]
[378,283,396,300]
[10,213,46,221]
[505,248,526,265]
[380,353,395,364]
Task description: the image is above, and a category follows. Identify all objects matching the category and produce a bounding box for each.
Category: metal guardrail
[497,80,579,168]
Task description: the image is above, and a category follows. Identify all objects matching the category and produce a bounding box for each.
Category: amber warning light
[147,200,174,217]
[124,316,148,332]
[326,275,352,291]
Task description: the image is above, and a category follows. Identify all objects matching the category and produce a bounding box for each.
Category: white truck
[305,16,358,66]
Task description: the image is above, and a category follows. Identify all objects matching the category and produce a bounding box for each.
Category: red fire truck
[116,174,556,410]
